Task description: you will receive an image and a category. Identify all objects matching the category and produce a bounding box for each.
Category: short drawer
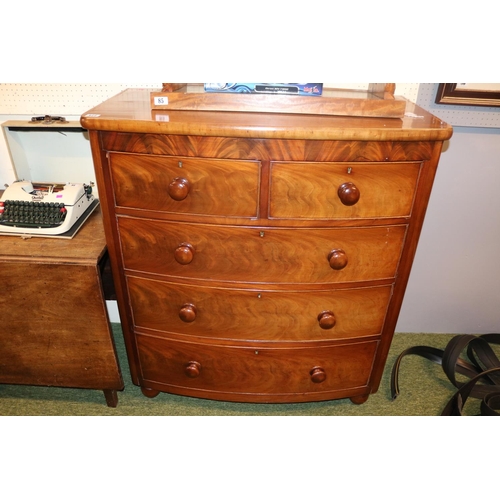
[108,152,260,217]
[136,333,378,401]
[118,216,406,284]
[269,161,421,219]
[128,276,392,342]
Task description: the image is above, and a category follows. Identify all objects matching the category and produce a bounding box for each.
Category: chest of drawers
[82,88,452,404]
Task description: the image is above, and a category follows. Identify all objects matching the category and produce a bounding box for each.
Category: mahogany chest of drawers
[82,88,452,404]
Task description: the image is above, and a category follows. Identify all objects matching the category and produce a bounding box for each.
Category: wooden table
[0,206,124,407]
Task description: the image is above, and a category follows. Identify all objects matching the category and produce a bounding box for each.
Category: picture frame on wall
[435,83,500,107]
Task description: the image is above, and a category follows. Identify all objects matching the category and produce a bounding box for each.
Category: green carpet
[0,324,488,416]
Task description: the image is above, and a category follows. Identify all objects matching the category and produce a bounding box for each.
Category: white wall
[394,84,500,333]
[1,84,499,333]
[396,125,500,333]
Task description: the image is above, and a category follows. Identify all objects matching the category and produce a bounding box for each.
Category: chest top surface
[81,89,453,142]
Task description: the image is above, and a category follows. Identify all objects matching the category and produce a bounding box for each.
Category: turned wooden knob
[328,249,348,270]
[168,177,190,201]
[310,366,327,383]
[174,243,195,264]
[338,182,360,206]
[185,361,201,378]
[317,310,336,329]
[179,303,197,323]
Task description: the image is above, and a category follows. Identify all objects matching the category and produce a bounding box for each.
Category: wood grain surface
[118,217,406,284]
[127,276,392,342]
[82,89,450,403]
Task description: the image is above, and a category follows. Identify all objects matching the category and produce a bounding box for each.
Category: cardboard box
[204,83,323,96]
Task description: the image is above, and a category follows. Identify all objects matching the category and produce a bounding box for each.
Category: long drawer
[118,217,406,284]
[136,333,378,402]
[109,152,260,217]
[127,276,392,342]
[270,161,421,219]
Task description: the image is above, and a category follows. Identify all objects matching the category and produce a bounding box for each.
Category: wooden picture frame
[435,83,500,107]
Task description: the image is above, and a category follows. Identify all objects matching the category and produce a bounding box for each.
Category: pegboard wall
[1,82,498,125]
[0,83,422,117]
[0,84,162,116]
[416,83,500,128]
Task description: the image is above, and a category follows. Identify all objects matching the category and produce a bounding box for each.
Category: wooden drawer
[128,276,392,341]
[269,161,421,219]
[118,216,406,284]
[109,153,260,217]
[136,333,378,402]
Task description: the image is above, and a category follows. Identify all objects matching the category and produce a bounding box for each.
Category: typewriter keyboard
[0,200,68,228]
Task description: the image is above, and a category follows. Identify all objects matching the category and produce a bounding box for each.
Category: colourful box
[204,83,323,96]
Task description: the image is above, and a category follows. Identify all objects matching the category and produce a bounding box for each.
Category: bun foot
[141,387,160,398]
[350,394,369,405]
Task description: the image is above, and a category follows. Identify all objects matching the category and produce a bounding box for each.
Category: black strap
[391,333,500,415]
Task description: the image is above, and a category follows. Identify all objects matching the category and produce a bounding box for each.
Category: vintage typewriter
[0,180,99,237]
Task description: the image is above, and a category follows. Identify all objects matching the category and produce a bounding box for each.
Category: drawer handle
[174,242,195,264]
[185,361,201,378]
[338,182,360,206]
[168,177,191,201]
[179,303,197,323]
[310,366,327,383]
[317,310,336,330]
[328,249,348,270]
